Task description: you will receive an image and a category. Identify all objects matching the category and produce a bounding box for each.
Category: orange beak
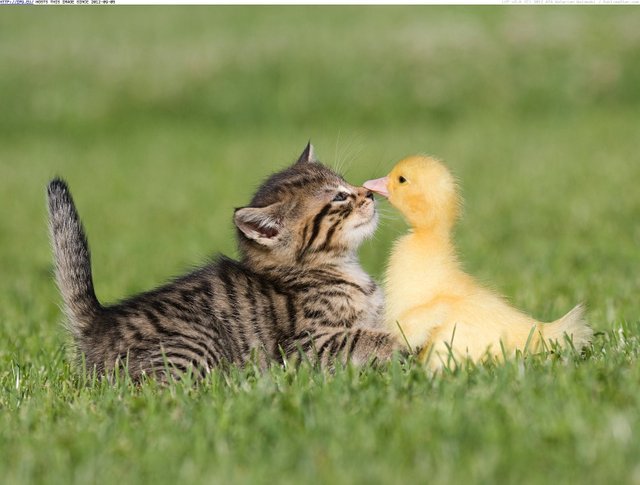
[363,176,390,198]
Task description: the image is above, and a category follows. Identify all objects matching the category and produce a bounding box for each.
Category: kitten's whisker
[332,130,342,173]
[333,131,349,175]
[341,134,364,178]
[376,209,397,217]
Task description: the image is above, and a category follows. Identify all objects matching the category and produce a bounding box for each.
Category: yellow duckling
[364,155,592,369]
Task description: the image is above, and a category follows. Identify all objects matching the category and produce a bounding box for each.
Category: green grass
[1,7,640,484]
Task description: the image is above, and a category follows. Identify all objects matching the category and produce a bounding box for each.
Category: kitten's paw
[350,333,407,366]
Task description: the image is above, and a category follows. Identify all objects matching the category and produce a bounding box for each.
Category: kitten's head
[234,143,377,268]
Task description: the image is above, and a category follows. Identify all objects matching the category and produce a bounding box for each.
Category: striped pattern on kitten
[47,144,402,380]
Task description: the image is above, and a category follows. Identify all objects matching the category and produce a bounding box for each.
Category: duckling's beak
[363,176,389,198]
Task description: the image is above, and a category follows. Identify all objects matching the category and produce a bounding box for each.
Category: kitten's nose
[365,190,374,200]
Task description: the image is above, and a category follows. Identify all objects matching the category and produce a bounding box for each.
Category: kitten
[47,143,402,380]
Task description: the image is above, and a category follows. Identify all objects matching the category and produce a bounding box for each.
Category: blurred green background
[1,7,640,484]
[1,8,639,319]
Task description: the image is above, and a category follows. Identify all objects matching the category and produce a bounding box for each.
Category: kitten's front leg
[357,286,386,330]
[284,326,405,367]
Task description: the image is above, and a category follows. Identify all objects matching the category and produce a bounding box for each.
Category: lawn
[1,7,639,484]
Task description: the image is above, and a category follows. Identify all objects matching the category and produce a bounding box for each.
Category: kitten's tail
[540,304,593,350]
[47,178,102,338]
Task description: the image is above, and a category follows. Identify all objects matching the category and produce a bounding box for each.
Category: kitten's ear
[295,141,316,164]
[234,204,283,247]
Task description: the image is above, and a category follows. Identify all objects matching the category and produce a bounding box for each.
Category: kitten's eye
[333,192,349,202]
[398,176,407,184]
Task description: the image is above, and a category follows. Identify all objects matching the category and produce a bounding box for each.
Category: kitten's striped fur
[47,144,402,380]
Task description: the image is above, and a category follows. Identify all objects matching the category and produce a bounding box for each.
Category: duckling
[364,155,592,369]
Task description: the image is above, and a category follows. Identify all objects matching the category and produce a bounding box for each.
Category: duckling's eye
[398,176,407,184]
[333,192,349,202]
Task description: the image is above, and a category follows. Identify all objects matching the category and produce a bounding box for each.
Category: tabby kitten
[47,143,402,380]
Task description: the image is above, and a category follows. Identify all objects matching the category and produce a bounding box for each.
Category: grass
[1,7,640,484]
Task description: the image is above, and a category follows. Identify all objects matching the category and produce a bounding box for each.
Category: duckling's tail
[540,304,592,350]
